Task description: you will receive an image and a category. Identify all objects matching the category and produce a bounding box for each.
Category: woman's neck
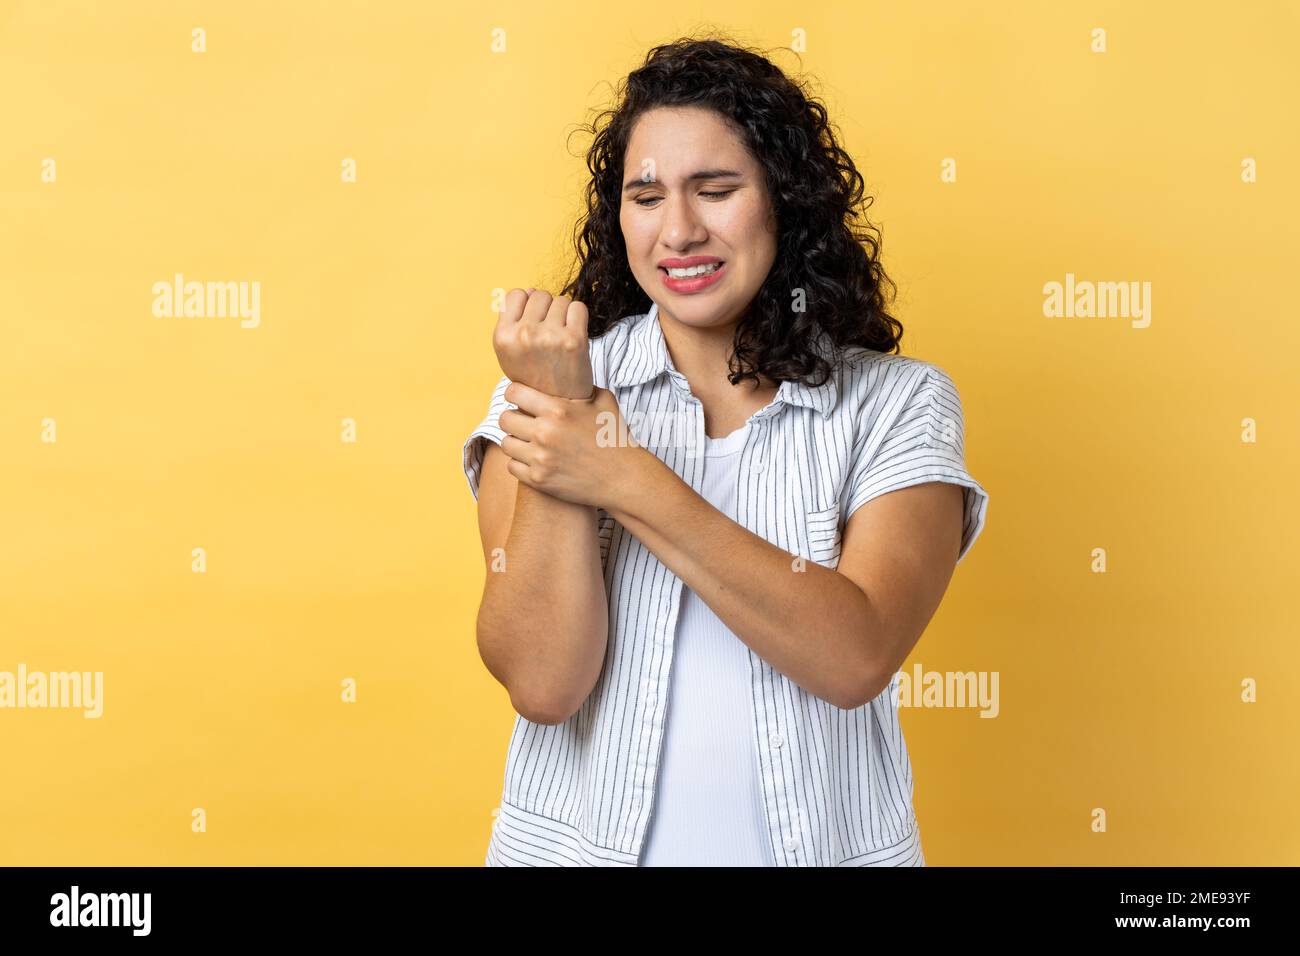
[656,308,780,437]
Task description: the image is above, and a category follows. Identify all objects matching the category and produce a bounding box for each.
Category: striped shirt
[462,301,990,866]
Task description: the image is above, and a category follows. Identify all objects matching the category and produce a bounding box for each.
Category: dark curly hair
[557,33,904,389]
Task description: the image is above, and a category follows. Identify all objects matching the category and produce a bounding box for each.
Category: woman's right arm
[472,291,609,725]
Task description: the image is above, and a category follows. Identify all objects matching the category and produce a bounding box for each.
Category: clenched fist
[493,289,594,400]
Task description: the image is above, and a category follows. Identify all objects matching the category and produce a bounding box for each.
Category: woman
[462,36,989,866]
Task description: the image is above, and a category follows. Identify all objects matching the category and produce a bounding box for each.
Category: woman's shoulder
[833,347,955,411]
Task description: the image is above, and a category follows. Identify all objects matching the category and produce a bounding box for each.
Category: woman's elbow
[475,609,589,726]
[504,671,584,725]
[510,691,579,726]
[842,633,917,710]
[841,670,893,710]
[832,636,900,710]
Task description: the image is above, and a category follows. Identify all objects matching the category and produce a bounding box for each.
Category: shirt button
[752,458,765,472]
[769,732,784,749]
[646,694,657,710]
[783,836,800,851]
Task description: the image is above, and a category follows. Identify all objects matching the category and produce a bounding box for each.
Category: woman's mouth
[659,261,726,293]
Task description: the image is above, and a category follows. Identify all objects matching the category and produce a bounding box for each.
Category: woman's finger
[564,299,589,336]
[504,456,534,486]
[500,434,535,465]
[500,288,529,323]
[499,407,537,441]
[503,380,563,417]
[545,294,570,326]
[521,289,551,324]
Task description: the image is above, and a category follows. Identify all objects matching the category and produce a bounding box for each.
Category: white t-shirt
[639,420,777,866]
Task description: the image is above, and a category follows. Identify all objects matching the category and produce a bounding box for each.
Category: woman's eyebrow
[621,168,744,192]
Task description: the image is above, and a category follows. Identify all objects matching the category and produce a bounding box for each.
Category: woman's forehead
[624,109,755,174]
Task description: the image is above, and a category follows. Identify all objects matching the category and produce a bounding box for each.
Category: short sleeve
[845,364,990,565]
[462,373,516,501]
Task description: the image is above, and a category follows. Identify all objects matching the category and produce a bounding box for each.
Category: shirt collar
[607,301,839,420]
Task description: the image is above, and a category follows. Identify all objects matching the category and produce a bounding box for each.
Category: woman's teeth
[666,262,722,278]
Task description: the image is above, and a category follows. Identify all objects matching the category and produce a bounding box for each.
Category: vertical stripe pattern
[462,302,990,866]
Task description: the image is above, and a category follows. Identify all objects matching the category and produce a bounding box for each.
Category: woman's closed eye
[633,190,735,207]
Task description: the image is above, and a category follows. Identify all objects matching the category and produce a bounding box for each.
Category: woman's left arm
[499,381,966,711]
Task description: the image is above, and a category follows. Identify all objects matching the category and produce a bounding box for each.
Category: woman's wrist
[509,376,594,402]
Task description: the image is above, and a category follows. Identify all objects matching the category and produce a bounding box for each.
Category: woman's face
[619,106,777,331]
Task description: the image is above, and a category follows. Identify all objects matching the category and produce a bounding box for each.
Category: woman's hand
[493,289,594,400]
[498,381,654,512]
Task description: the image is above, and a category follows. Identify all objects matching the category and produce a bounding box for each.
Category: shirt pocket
[802,501,843,568]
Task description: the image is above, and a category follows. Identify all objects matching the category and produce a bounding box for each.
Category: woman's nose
[661,195,705,246]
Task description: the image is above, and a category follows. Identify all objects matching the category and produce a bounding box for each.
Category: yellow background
[2,0,1297,865]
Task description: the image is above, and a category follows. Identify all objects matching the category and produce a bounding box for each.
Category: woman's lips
[660,261,727,294]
